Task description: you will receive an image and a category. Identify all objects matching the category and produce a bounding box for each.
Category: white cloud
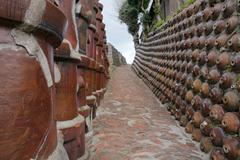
[100,0,136,64]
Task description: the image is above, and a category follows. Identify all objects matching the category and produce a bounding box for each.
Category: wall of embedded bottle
[132,0,240,159]
[0,0,109,160]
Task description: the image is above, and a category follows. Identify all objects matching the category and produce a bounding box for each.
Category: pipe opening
[223,145,229,153]
[222,97,228,104]
[222,120,227,127]
[231,60,235,66]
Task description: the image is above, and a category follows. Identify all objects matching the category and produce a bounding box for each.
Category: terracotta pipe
[0,1,67,159]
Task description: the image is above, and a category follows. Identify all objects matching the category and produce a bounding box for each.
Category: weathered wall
[160,0,182,18]
[133,0,240,159]
[108,43,127,67]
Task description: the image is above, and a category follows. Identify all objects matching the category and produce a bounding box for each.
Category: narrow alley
[1,0,240,160]
[85,66,207,160]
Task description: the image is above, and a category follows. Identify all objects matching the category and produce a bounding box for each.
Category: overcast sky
[100,0,135,64]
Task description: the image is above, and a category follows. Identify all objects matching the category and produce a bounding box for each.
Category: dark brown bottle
[205,37,216,50]
[186,106,194,120]
[213,20,225,34]
[170,105,177,116]
[184,40,190,51]
[186,50,192,61]
[216,52,230,70]
[199,0,207,10]
[197,24,204,37]
[200,66,209,80]
[223,137,240,160]
[210,148,225,160]
[176,72,183,81]
[185,121,194,133]
[185,90,194,103]
[226,16,238,34]
[208,69,221,84]
[175,61,182,70]
[200,118,213,136]
[222,0,236,18]
[231,55,240,72]
[175,96,182,108]
[180,115,188,127]
[172,70,178,78]
[212,3,223,20]
[186,76,193,89]
[204,21,214,35]
[191,37,199,49]
[210,127,226,147]
[201,83,210,97]
[187,62,194,73]
[174,110,182,121]
[200,137,213,153]
[181,73,187,84]
[181,61,187,71]
[222,91,240,112]
[210,104,225,123]
[192,79,202,93]
[198,36,206,49]
[207,50,217,67]
[215,35,228,49]
[192,128,202,142]
[198,51,207,65]
[183,30,190,39]
[210,87,223,103]
[222,112,240,134]
[201,98,212,117]
[202,7,213,22]
[186,5,194,17]
[191,49,200,62]
[180,102,187,114]
[193,1,200,13]
[219,72,234,89]
[194,12,203,25]
[192,111,204,128]
[191,95,202,111]
[193,65,201,77]
[180,88,187,99]
[228,34,240,52]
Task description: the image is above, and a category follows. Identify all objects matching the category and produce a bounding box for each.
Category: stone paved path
[88,65,208,160]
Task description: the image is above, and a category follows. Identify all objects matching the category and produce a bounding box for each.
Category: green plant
[141,12,152,25]
[119,1,139,36]
[236,74,240,81]
[153,4,161,15]
[142,0,150,10]
[226,65,233,72]
[119,0,151,36]
[180,0,196,9]
[154,19,165,28]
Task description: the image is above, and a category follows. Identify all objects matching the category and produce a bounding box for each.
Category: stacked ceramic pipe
[0,0,109,160]
[132,0,240,159]
[56,0,109,159]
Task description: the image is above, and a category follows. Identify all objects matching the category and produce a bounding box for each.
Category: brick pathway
[88,65,208,160]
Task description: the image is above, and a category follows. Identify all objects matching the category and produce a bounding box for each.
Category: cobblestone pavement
[87,65,208,160]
